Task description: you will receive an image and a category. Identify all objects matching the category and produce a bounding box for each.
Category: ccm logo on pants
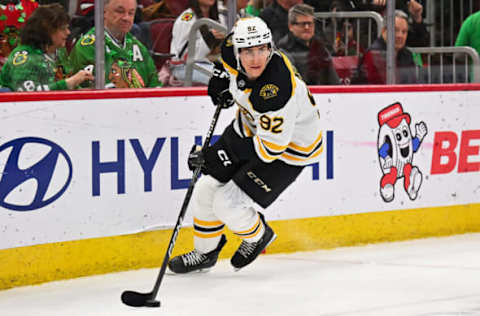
[247,171,272,193]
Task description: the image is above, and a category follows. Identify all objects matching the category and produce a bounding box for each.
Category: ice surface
[1,233,480,316]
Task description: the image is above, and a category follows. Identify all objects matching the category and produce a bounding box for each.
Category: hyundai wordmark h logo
[0,137,72,211]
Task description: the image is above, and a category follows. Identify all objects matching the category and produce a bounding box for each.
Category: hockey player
[69,0,161,88]
[168,17,323,273]
[0,4,94,91]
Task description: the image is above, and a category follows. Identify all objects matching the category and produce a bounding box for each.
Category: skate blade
[166,267,213,275]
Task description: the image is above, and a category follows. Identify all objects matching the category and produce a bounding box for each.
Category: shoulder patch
[12,50,28,66]
[259,84,279,100]
[80,34,95,46]
[249,53,294,113]
[181,12,193,21]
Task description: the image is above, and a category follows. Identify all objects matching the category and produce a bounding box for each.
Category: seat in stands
[131,18,175,70]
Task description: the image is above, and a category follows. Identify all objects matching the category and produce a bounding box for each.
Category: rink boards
[1,85,479,289]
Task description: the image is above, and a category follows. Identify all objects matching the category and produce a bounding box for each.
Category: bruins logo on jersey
[12,50,28,66]
[181,12,193,21]
[259,84,279,100]
[80,34,95,46]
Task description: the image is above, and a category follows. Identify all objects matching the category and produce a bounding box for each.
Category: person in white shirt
[170,0,227,85]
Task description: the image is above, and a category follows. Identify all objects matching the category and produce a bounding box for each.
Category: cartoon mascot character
[377,102,427,202]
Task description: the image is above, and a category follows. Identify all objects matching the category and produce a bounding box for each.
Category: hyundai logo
[0,137,73,211]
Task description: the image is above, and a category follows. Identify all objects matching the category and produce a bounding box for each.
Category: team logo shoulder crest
[181,12,193,21]
[12,50,28,65]
[80,34,95,46]
[259,84,279,100]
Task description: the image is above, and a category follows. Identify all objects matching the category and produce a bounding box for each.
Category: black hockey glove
[208,63,235,109]
[187,145,206,172]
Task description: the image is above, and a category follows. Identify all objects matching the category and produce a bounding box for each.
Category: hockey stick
[121,104,223,308]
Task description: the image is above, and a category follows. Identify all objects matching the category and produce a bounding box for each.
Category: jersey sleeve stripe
[260,137,288,152]
[288,131,323,153]
[281,142,324,162]
[254,136,282,162]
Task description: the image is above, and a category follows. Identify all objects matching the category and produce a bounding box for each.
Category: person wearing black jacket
[259,0,302,44]
[277,3,339,85]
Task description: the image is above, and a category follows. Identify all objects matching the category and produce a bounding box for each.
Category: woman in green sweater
[0,3,93,92]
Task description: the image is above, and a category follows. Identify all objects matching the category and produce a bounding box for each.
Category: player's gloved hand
[208,63,235,108]
[187,145,205,171]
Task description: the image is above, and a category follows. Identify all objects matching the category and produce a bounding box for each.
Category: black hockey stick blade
[121,290,160,307]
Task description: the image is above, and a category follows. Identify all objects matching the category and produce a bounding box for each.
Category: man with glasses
[277,3,339,85]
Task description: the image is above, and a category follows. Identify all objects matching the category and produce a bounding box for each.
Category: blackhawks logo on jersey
[259,84,279,100]
[108,59,145,88]
[12,50,28,65]
[181,12,193,21]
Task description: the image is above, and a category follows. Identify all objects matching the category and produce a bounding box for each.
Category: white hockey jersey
[170,8,226,64]
[220,38,323,167]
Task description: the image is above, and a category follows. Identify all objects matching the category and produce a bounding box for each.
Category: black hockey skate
[231,212,276,270]
[168,234,227,273]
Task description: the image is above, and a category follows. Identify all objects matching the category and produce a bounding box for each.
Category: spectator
[303,0,330,12]
[259,0,303,44]
[0,3,93,91]
[395,0,429,47]
[69,0,161,88]
[356,0,429,47]
[322,0,428,50]
[322,1,366,57]
[332,20,366,56]
[354,10,419,84]
[169,0,226,85]
[277,3,339,85]
[245,0,265,16]
[0,0,39,67]
[455,10,480,57]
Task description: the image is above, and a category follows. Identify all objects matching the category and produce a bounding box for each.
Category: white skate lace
[182,250,207,266]
[238,241,257,258]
